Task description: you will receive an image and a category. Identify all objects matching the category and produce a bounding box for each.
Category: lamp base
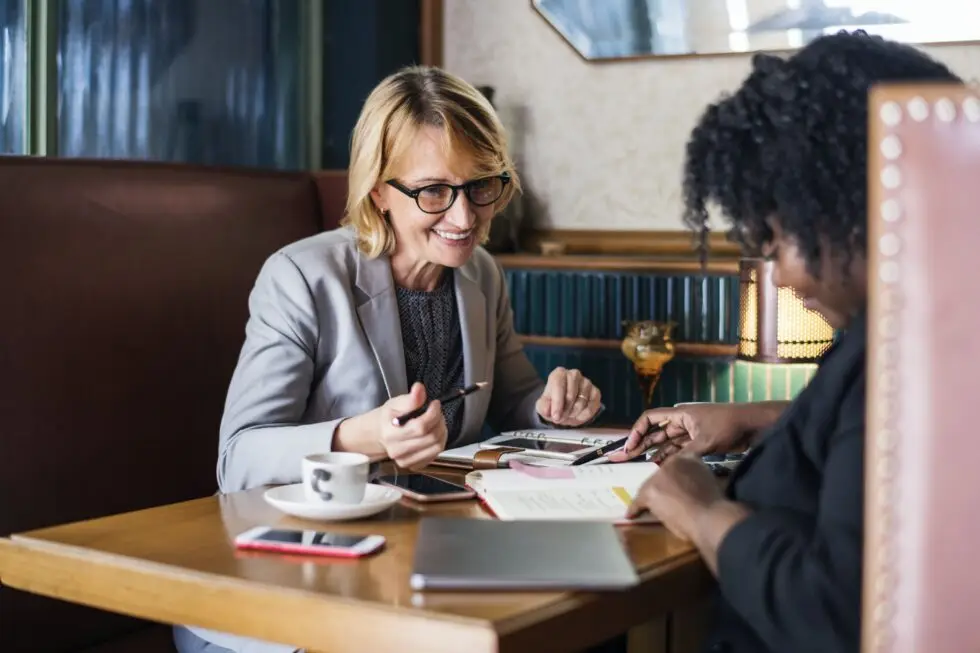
[634,368,664,409]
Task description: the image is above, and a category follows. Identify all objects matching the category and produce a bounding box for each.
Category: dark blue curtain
[0,0,26,154]
[56,0,304,169]
[320,0,420,168]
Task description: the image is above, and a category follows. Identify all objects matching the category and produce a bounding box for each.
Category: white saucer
[263,483,401,521]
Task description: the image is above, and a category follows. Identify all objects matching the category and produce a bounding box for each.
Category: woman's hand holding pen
[535,367,603,426]
[378,383,448,469]
[607,403,757,463]
[334,382,448,469]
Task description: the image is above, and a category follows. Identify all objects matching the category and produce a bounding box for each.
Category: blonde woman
[210,66,602,502]
[177,64,605,653]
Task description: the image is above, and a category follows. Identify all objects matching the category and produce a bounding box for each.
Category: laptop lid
[410,517,640,591]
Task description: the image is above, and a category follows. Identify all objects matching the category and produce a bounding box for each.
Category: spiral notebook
[434,428,628,469]
[484,428,628,447]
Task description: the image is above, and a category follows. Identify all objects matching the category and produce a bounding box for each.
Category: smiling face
[763,220,868,330]
[371,125,501,282]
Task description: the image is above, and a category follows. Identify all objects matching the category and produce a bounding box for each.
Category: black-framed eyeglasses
[386,173,510,214]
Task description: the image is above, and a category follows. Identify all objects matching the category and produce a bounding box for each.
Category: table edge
[0,535,499,653]
[1,532,713,652]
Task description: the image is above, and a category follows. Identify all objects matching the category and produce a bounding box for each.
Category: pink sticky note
[508,460,576,479]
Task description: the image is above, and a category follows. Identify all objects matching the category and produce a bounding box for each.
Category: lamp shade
[737,258,835,364]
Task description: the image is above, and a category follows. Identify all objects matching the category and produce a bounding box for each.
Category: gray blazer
[217,227,547,492]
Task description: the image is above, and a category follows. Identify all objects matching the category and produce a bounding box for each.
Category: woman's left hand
[535,367,602,426]
[626,451,726,541]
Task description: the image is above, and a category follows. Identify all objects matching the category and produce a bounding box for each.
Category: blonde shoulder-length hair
[342,65,521,258]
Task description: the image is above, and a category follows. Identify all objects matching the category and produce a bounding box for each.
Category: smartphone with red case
[234,527,385,558]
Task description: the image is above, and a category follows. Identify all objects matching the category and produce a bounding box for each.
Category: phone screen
[493,437,584,454]
[253,529,369,548]
[376,474,468,495]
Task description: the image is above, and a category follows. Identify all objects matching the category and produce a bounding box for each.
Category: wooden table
[0,471,714,653]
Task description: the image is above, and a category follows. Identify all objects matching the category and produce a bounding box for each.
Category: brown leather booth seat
[0,157,346,652]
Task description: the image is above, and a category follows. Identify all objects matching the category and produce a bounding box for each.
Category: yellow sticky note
[612,486,632,506]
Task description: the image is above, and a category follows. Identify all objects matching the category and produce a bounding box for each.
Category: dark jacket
[703,312,866,653]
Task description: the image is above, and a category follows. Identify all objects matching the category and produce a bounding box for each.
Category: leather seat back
[0,157,326,651]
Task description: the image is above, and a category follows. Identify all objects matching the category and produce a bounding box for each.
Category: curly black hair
[683,31,962,274]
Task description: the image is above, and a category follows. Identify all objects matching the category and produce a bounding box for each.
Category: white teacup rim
[303,452,370,466]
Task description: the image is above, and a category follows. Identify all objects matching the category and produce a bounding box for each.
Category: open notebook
[464,462,659,523]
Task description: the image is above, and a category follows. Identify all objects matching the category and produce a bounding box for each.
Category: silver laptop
[409,517,640,591]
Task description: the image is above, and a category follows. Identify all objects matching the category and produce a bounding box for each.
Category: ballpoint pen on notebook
[576,419,675,466]
[569,436,631,466]
[391,382,488,426]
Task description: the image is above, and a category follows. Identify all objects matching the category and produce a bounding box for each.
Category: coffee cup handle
[309,468,333,501]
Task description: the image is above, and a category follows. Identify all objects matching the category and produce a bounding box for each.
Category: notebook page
[467,462,657,494]
[483,485,658,523]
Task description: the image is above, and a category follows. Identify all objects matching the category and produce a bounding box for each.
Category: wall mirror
[532,0,980,60]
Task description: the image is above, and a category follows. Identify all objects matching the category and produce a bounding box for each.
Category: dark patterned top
[395,273,465,445]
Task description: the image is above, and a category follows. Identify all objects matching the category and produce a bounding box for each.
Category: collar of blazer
[353,249,490,437]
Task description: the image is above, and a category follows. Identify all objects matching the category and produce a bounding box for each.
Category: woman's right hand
[334,382,448,469]
[607,403,756,463]
[376,382,448,469]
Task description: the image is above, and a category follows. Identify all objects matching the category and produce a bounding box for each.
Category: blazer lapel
[455,261,489,442]
[355,253,407,399]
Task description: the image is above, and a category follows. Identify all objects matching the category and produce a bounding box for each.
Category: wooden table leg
[628,615,668,653]
[667,597,712,653]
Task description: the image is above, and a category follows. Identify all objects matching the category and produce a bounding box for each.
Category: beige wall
[443,0,980,231]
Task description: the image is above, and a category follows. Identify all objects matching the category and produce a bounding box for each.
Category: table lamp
[621,320,676,409]
[737,258,835,364]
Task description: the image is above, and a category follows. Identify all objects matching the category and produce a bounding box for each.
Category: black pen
[570,436,631,466]
[391,381,488,426]
[573,418,673,466]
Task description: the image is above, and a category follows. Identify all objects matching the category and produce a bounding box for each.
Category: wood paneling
[518,229,742,259]
[420,0,444,67]
[497,254,739,274]
[518,335,737,358]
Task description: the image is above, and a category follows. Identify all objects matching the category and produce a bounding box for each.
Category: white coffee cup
[301,453,370,505]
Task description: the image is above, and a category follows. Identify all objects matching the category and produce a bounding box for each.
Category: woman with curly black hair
[617,31,962,653]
